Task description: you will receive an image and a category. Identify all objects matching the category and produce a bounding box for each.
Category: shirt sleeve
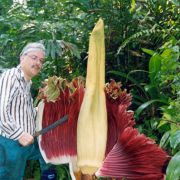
[0,70,24,140]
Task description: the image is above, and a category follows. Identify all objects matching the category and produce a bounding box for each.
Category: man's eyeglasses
[26,54,44,65]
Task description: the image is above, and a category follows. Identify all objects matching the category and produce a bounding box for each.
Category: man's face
[20,50,45,80]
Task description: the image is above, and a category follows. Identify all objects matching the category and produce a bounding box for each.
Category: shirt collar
[16,65,32,85]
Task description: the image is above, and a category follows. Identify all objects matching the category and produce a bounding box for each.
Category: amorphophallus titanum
[36,19,170,180]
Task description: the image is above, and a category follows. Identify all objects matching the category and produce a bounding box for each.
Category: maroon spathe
[40,79,84,159]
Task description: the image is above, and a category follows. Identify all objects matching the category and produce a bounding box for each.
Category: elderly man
[0,42,52,179]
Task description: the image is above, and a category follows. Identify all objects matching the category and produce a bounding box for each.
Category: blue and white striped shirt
[0,65,36,140]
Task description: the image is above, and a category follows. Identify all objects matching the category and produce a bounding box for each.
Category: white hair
[20,42,45,56]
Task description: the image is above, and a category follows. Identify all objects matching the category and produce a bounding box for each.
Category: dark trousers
[0,135,49,180]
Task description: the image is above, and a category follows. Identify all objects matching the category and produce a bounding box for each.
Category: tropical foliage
[0,0,179,179]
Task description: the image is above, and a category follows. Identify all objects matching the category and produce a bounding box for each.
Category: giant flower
[36,19,170,180]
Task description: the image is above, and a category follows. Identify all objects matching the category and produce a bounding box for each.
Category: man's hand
[18,132,34,146]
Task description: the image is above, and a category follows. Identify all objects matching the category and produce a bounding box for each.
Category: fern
[117,27,179,53]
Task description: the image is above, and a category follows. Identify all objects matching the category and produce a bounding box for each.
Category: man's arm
[0,70,34,146]
[0,70,23,138]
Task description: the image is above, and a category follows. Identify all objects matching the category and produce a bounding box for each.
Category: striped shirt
[0,65,36,140]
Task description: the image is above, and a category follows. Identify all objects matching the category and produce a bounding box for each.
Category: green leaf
[144,84,160,99]
[163,112,172,120]
[149,54,162,85]
[132,93,147,103]
[166,151,180,180]
[158,119,168,128]
[142,48,156,56]
[130,0,136,13]
[170,130,180,149]
[135,99,168,118]
[160,131,170,148]
[150,118,159,130]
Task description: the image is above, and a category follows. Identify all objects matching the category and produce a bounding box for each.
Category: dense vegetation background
[0,0,179,179]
